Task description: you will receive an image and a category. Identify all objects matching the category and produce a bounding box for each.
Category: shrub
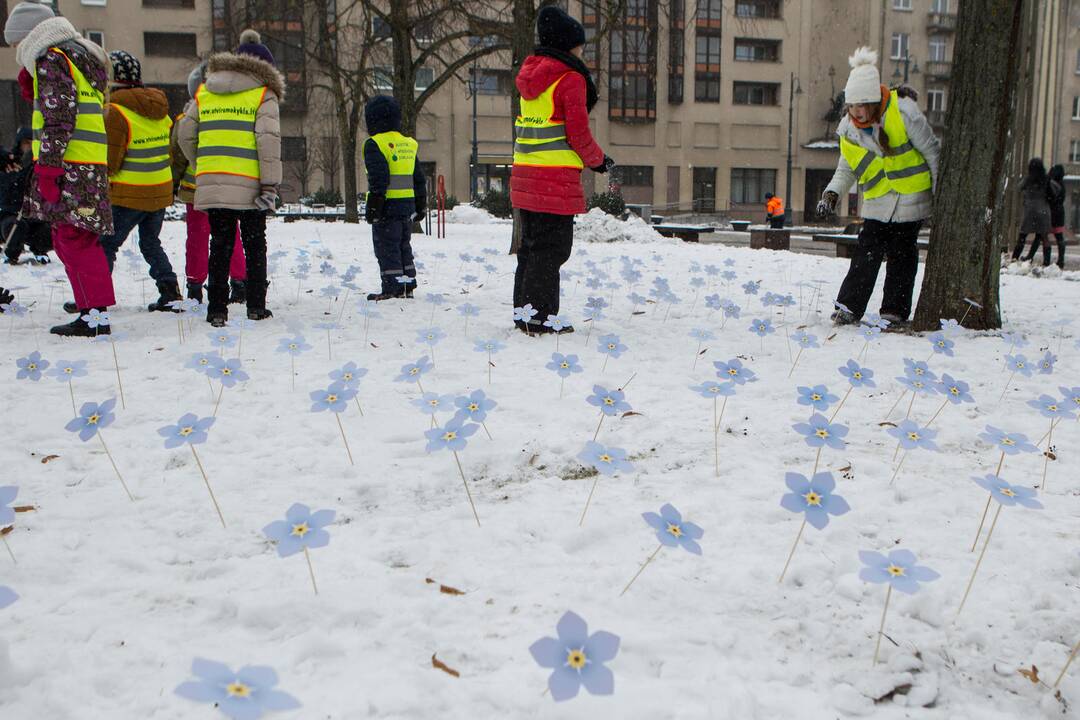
[586,188,626,218]
[310,187,343,206]
[442,194,459,211]
[476,189,512,219]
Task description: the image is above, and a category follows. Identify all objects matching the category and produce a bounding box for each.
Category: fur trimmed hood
[205,52,285,101]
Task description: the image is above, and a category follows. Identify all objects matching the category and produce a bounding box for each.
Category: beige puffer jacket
[177,52,284,211]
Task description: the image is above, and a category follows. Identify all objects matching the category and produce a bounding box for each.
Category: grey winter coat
[825,96,940,224]
[1018,176,1056,235]
[176,52,283,211]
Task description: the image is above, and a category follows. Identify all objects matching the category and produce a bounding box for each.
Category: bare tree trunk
[912,0,1032,331]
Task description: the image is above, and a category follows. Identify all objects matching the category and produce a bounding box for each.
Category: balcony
[927,109,946,129]
[927,12,957,32]
[924,61,952,80]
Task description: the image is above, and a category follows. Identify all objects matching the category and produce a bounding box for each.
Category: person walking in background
[361,94,426,301]
[765,192,785,229]
[1011,158,1057,267]
[1,126,52,265]
[4,0,116,337]
[172,60,247,304]
[178,29,282,326]
[819,46,939,327]
[511,5,612,334]
[1047,163,1067,270]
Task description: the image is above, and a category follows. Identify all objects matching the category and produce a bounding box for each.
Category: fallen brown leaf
[878,422,898,428]
[622,411,643,418]
[13,506,35,513]
[431,653,460,678]
[425,577,465,595]
[40,454,60,464]
[837,465,852,472]
[698,348,708,356]
[1018,665,1040,684]
[0,526,11,536]
[826,333,837,342]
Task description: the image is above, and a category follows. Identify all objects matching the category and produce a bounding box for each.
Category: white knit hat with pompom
[844,46,882,105]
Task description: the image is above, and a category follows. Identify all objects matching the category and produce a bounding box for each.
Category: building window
[1073,96,1080,121]
[474,69,512,95]
[931,0,950,12]
[734,38,780,62]
[692,166,716,212]
[373,66,394,91]
[891,33,909,60]
[734,0,780,18]
[581,1,602,73]
[613,165,653,186]
[281,136,307,163]
[143,0,195,7]
[144,32,197,57]
[730,168,777,205]
[928,37,947,62]
[927,89,946,112]
[415,67,434,91]
[372,16,391,40]
[733,82,779,106]
[892,0,911,10]
[211,0,231,51]
[609,0,657,120]
[668,0,684,104]
[86,30,105,48]
[1071,140,1080,164]
[694,0,722,103]
[81,0,107,6]
[1076,48,1080,74]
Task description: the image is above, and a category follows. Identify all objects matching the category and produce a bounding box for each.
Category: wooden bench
[750,228,790,251]
[654,224,716,243]
[730,220,752,232]
[812,232,929,258]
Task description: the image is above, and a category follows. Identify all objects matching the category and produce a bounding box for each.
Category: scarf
[533,45,599,112]
[16,17,107,74]
[848,84,893,154]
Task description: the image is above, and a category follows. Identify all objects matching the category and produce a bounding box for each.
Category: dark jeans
[372,217,415,294]
[835,219,922,320]
[207,208,267,316]
[1013,233,1059,267]
[513,209,573,325]
[99,205,176,284]
[2,214,51,261]
[768,214,785,229]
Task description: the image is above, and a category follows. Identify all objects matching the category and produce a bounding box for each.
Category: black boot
[247,308,273,321]
[229,279,247,305]
[50,307,110,337]
[187,281,204,303]
[0,286,13,308]
[62,301,80,314]
[148,280,183,312]
[245,280,270,320]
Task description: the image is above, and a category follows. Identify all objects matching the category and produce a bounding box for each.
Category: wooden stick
[579,477,600,527]
[998,370,1016,402]
[713,397,719,477]
[883,390,907,422]
[68,379,77,417]
[888,451,908,485]
[620,372,637,391]
[291,355,295,391]
[778,518,807,583]
[873,585,893,666]
[212,383,224,418]
[417,378,426,395]
[892,393,917,461]
[304,546,319,595]
[924,398,949,428]
[692,340,702,370]
[593,412,605,442]
[354,396,364,416]
[620,544,663,596]
[601,353,609,374]
[1040,417,1054,493]
[191,445,225,528]
[970,494,991,553]
[1035,417,1061,446]
[326,329,332,361]
[98,433,134,502]
[957,504,1002,617]
[829,386,853,423]
[959,303,973,327]
[1053,638,1080,690]
[206,375,214,401]
[787,347,804,378]
[337,290,350,323]
[335,413,354,465]
[811,445,823,478]
[559,376,565,399]
[482,421,493,441]
[2,535,15,565]
[452,451,481,527]
[110,339,126,410]
[487,350,491,385]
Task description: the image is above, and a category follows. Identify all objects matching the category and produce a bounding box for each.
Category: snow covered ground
[1,211,1078,719]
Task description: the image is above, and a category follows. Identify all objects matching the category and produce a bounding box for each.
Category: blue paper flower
[416,327,447,346]
[1004,354,1033,377]
[474,339,506,355]
[64,399,117,441]
[1026,394,1076,420]
[978,425,1039,455]
[597,333,627,359]
[577,441,633,475]
[792,330,819,349]
[1001,331,1028,349]
[395,356,434,383]
[15,351,49,381]
[207,330,238,350]
[689,380,735,399]
[454,390,497,422]
[792,413,848,449]
[47,359,88,381]
[863,313,891,330]
[797,384,840,412]
[513,304,538,324]
[935,373,974,404]
[722,301,741,319]
[0,486,16,526]
[1037,350,1057,375]
[1058,385,1080,413]
[457,303,481,318]
[626,292,647,308]
[355,299,381,318]
[748,318,774,337]
[838,359,875,387]
[207,358,249,388]
[972,474,1043,509]
[328,361,368,388]
[424,292,446,306]
[175,658,302,720]
[262,503,334,557]
[157,413,215,448]
[903,358,936,381]
[276,336,312,356]
[928,332,954,356]
[897,373,939,397]
[587,385,631,416]
[528,611,619,702]
[714,358,756,385]
[742,280,760,295]
[642,503,704,554]
[412,391,456,416]
[547,353,583,378]
[858,549,940,594]
[780,472,851,529]
[319,285,341,299]
[310,381,358,413]
[81,308,110,329]
[0,300,27,316]
[939,318,960,335]
[424,414,480,452]
[859,324,882,342]
[689,328,715,342]
[0,585,16,609]
[886,419,939,451]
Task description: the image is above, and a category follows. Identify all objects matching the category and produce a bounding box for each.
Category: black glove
[590,155,615,174]
[365,193,385,224]
[816,191,839,218]
[412,201,427,223]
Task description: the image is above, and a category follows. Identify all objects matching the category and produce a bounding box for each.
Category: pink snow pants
[52,223,116,308]
[185,204,246,283]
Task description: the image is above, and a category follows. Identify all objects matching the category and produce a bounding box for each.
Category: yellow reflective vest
[367,131,418,199]
[194,83,264,180]
[840,90,932,200]
[513,73,583,170]
[32,48,107,165]
[110,104,173,186]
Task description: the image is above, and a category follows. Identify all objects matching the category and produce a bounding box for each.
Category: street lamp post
[892,51,920,84]
[467,63,479,202]
[784,72,801,227]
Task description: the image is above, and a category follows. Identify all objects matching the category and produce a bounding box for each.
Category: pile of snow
[574,207,675,244]
[445,204,509,225]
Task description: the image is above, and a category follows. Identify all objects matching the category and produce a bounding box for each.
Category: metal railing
[927,12,957,32]
[924,61,952,79]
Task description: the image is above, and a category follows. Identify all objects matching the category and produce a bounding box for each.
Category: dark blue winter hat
[537,6,586,52]
[236,28,276,67]
[365,95,401,136]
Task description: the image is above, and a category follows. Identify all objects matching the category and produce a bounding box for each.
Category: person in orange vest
[765,192,785,228]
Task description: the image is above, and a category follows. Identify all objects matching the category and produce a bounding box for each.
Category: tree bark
[912,0,1033,331]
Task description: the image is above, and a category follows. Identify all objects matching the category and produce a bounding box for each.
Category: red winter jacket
[510,55,605,216]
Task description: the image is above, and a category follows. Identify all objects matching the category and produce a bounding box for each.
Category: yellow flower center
[599,453,612,463]
[815,428,829,439]
[886,564,905,577]
[914,368,924,375]
[709,385,720,393]
[28,363,36,370]
[1017,362,1025,368]
[811,394,822,402]
[560,362,569,369]
[64,368,72,374]
[1001,437,1015,446]
[758,325,765,331]
[566,649,586,670]
[666,522,683,537]
[1048,404,1058,412]
[179,426,193,436]
[950,386,959,395]
[291,522,309,537]
[343,373,353,381]
[804,491,822,506]
[443,431,457,441]
[289,343,297,349]
[913,381,924,389]
[409,368,418,375]
[853,372,862,379]
[468,403,479,412]
[1000,488,1016,497]
[87,414,100,425]
[199,359,208,366]
[226,682,251,698]
[908,432,919,442]
[327,395,337,403]
[608,344,616,350]
[222,368,232,376]
[428,399,438,407]
[937,341,945,347]
[604,397,614,405]
[728,369,738,376]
